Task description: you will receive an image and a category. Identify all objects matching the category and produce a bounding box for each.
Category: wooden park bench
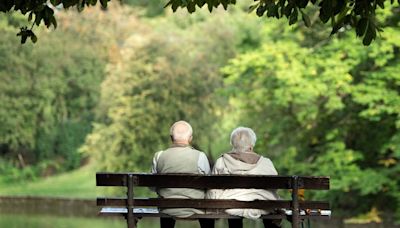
[96,173,330,228]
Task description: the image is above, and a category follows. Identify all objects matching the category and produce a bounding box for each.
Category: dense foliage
[0,10,108,176]
[0,0,399,45]
[222,7,400,220]
[81,8,262,171]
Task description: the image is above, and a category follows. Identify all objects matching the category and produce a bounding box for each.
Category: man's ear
[170,135,174,142]
[189,136,193,143]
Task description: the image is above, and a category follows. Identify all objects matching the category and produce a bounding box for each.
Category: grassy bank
[0,213,126,228]
[0,165,97,199]
[0,165,155,198]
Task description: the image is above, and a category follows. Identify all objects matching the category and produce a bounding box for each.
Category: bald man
[151,121,214,228]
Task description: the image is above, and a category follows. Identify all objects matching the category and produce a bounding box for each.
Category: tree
[80,8,261,171]
[0,10,109,171]
[1,3,178,172]
[222,9,400,221]
[0,0,399,45]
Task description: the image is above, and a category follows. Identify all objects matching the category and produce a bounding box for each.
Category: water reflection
[0,214,235,228]
[1,214,398,228]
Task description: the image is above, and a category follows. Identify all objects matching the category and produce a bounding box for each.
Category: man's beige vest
[156,146,205,199]
[155,146,205,217]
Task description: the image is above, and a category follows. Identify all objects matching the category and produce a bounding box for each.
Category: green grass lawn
[0,165,98,198]
[0,165,156,198]
[0,213,126,228]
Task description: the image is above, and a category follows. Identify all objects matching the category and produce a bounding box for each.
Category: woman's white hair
[170,120,193,141]
[230,127,257,152]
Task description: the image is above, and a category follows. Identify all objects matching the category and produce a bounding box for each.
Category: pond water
[0,214,269,228]
[1,213,399,228]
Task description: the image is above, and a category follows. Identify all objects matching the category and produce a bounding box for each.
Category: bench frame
[96,173,330,228]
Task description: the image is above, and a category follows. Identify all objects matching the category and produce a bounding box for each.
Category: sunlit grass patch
[0,165,97,198]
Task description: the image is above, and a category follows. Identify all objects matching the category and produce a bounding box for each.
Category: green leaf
[266,4,279,18]
[363,20,377,46]
[221,0,229,10]
[319,0,333,23]
[196,0,206,7]
[100,0,108,8]
[164,1,173,8]
[356,18,368,37]
[207,2,213,12]
[171,0,180,12]
[377,0,384,9]
[284,5,293,17]
[31,34,38,43]
[187,1,196,13]
[88,0,98,6]
[256,5,266,17]
[289,8,298,25]
[34,12,42,26]
[296,0,308,8]
[50,15,57,29]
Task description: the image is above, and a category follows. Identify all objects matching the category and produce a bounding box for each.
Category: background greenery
[0,1,399,225]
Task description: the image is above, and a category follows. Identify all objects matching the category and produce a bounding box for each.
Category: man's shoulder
[184,147,206,156]
[153,150,164,159]
[161,147,205,157]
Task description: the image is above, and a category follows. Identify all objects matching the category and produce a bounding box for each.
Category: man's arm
[150,151,163,193]
[151,151,163,174]
[198,152,211,174]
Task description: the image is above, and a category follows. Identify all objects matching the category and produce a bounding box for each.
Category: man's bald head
[170,121,193,144]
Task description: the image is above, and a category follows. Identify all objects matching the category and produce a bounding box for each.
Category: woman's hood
[221,152,278,175]
[222,153,259,173]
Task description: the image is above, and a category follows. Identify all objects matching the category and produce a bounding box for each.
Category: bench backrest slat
[96,173,329,190]
[97,197,330,210]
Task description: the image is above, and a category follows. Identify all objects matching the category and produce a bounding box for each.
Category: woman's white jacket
[206,153,280,219]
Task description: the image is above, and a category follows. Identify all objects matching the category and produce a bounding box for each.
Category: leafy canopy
[222,10,400,219]
[0,0,399,45]
[0,8,113,172]
[80,8,252,171]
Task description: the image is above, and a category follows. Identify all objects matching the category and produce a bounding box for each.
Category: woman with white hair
[207,127,281,228]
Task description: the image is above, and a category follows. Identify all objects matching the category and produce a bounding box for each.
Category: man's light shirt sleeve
[198,153,211,174]
[151,151,163,174]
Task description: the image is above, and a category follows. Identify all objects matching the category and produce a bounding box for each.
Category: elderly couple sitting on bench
[151,120,282,228]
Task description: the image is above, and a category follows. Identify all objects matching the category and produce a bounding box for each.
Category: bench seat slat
[96,173,329,190]
[98,207,331,220]
[97,198,330,210]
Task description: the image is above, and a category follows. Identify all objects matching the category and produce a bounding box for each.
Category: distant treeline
[0,2,399,223]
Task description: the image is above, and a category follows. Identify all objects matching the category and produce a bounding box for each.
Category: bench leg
[127,174,136,228]
[291,176,300,228]
[292,217,299,228]
[127,214,136,228]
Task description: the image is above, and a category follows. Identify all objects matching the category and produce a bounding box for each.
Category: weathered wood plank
[96,173,330,190]
[96,198,330,210]
[98,207,331,220]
